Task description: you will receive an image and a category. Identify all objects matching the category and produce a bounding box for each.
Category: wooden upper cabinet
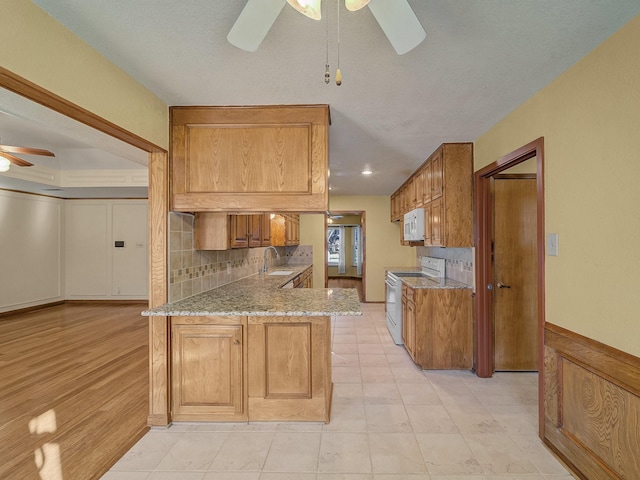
[230,214,250,249]
[285,214,300,246]
[406,176,416,210]
[430,149,444,200]
[194,212,230,250]
[414,170,424,208]
[390,191,402,222]
[392,142,473,248]
[248,214,262,248]
[270,214,286,247]
[171,105,329,212]
[261,214,271,247]
[195,212,264,250]
[422,161,432,204]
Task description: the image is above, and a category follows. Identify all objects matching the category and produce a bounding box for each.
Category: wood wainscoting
[544,323,640,479]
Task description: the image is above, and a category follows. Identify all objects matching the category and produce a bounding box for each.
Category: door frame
[474,137,545,436]
[324,210,366,301]
[0,67,171,425]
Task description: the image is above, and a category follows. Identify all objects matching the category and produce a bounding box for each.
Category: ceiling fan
[227,0,426,55]
[0,142,55,172]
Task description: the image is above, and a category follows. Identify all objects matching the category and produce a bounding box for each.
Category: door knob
[497,282,511,289]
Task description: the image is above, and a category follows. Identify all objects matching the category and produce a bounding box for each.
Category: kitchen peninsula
[144,264,361,424]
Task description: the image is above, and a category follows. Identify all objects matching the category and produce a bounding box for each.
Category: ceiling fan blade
[367,0,426,55]
[0,151,34,167]
[0,144,55,156]
[227,0,287,52]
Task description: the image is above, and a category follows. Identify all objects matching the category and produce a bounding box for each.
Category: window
[327,226,341,266]
[352,226,360,267]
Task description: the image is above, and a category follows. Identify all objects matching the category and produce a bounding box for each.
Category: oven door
[385,273,403,345]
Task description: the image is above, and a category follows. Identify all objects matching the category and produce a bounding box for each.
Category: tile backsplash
[416,246,475,288]
[169,212,311,302]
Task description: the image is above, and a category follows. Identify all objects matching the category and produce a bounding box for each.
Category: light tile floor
[103,303,576,480]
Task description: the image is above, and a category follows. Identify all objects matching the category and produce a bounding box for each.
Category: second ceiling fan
[0,142,55,172]
[227,0,426,55]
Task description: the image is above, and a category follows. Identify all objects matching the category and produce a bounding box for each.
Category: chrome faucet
[262,246,280,273]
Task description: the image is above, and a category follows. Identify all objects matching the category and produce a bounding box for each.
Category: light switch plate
[547,233,559,256]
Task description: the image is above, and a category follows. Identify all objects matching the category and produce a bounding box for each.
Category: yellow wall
[475,15,640,356]
[300,214,325,289]
[302,196,415,302]
[1,0,168,148]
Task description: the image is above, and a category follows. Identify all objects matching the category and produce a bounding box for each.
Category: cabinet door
[171,105,329,212]
[401,287,416,360]
[422,162,432,204]
[249,214,262,248]
[431,149,444,199]
[415,170,424,208]
[406,177,416,210]
[172,323,245,421]
[230,215,249,248]
[423,203,432,246]
[248,316,331,422]
[194,212,231,250]
[420,289,472,369]
[390,192,400,222]
[304,269,313,288]
[285,214,300,246]
[292,215,300,245]
[270,214,286,246]
[261,214,271,246]
[430,197,445,247]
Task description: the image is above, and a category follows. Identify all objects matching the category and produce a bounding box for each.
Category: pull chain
[336,0,342,85]
[324,0,330,84]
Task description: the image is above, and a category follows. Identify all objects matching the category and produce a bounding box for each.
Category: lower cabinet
[171,316,247,421]
[402,285,416,359]
[401,285,472,369]
[293,266,313,288]
[248,316,332,422]
[171,314,331,423]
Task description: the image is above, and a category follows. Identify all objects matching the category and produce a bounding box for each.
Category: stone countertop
[385,267,472,290]
[143,264,362,317]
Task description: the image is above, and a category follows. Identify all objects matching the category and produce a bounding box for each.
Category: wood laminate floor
[0,303,149,480]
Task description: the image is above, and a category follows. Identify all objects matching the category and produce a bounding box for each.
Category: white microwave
[403,208,424,241]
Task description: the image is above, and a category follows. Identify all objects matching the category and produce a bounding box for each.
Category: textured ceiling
[5,1,640,197]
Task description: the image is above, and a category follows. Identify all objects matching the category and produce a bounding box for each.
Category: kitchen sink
[393,272,428,278]
[267,270,294,276]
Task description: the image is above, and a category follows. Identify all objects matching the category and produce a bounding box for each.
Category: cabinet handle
[497,282,511,289]
[234,339,240,345]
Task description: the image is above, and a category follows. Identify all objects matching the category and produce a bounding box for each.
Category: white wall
[0,190,65,313]
[65,200,148,300]
[0,192,148,313]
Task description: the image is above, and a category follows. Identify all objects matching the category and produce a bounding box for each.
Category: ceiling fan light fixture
[345,0,371,11]
[0,157,11,172]
[367,0,426,55]
[287,0,322,20]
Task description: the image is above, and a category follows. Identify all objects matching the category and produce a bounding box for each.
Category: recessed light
[361,169,373,175]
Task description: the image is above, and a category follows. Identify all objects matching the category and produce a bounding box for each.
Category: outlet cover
[547,233,559,256]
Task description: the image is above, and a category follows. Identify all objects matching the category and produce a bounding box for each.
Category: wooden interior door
[493,176,538,370]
